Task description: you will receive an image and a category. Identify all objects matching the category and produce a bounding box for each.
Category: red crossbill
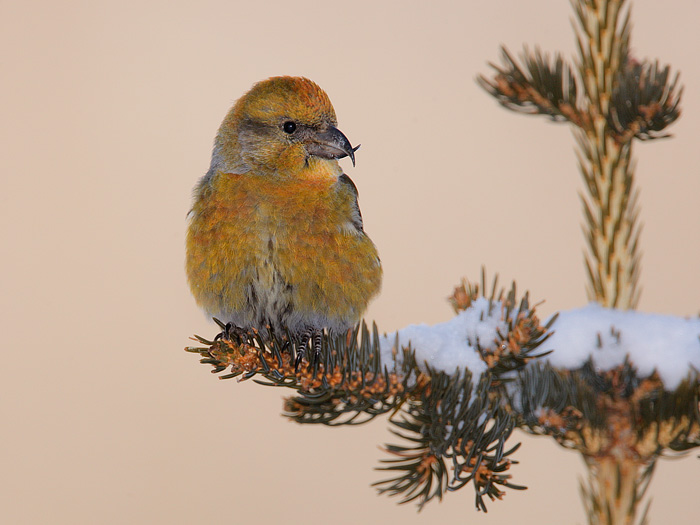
[186,76,382,367]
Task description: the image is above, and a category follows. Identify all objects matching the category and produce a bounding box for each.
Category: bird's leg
[294,327,314,371]
[312,330,323,364]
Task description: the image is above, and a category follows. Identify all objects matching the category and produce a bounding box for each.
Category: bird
[186,76,382,368]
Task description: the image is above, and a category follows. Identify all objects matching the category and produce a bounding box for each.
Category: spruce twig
[187,274,552,511]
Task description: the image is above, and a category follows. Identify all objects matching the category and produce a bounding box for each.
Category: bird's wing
[337,173,364,232]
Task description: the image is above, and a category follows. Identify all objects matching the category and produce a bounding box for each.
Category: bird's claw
[294,347,305,372]
[214,322,248,344]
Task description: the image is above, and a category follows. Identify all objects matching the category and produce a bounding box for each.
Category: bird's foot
[213,319,249,345]
[294,329,323,372]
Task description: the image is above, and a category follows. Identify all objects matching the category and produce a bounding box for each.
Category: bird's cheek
[275,143,309,174]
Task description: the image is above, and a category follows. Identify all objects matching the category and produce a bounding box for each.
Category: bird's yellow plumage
[186,76,381,363]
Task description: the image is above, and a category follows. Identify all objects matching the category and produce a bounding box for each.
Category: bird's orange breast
[186,167,381,332]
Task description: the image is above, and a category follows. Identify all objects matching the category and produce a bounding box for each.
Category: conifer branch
[477,46,583,125]
[375,371,523,512]
[186,321,418,426]
[609,60,683,142]
[187,274,552,511]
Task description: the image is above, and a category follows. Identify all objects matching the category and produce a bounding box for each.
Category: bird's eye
[282,121,297,134]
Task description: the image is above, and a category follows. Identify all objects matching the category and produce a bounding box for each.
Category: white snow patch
[541,304,700,389]
[378,300,699,391]
[379,297,509,377]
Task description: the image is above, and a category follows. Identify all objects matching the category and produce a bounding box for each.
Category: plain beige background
[2,1,698,523]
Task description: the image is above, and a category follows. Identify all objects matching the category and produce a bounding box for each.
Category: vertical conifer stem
[575,1,646,522]
[575,0,640,309]
[581,457,653,525]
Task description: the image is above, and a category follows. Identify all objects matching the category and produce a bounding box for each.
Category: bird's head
[212,76,358,175]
